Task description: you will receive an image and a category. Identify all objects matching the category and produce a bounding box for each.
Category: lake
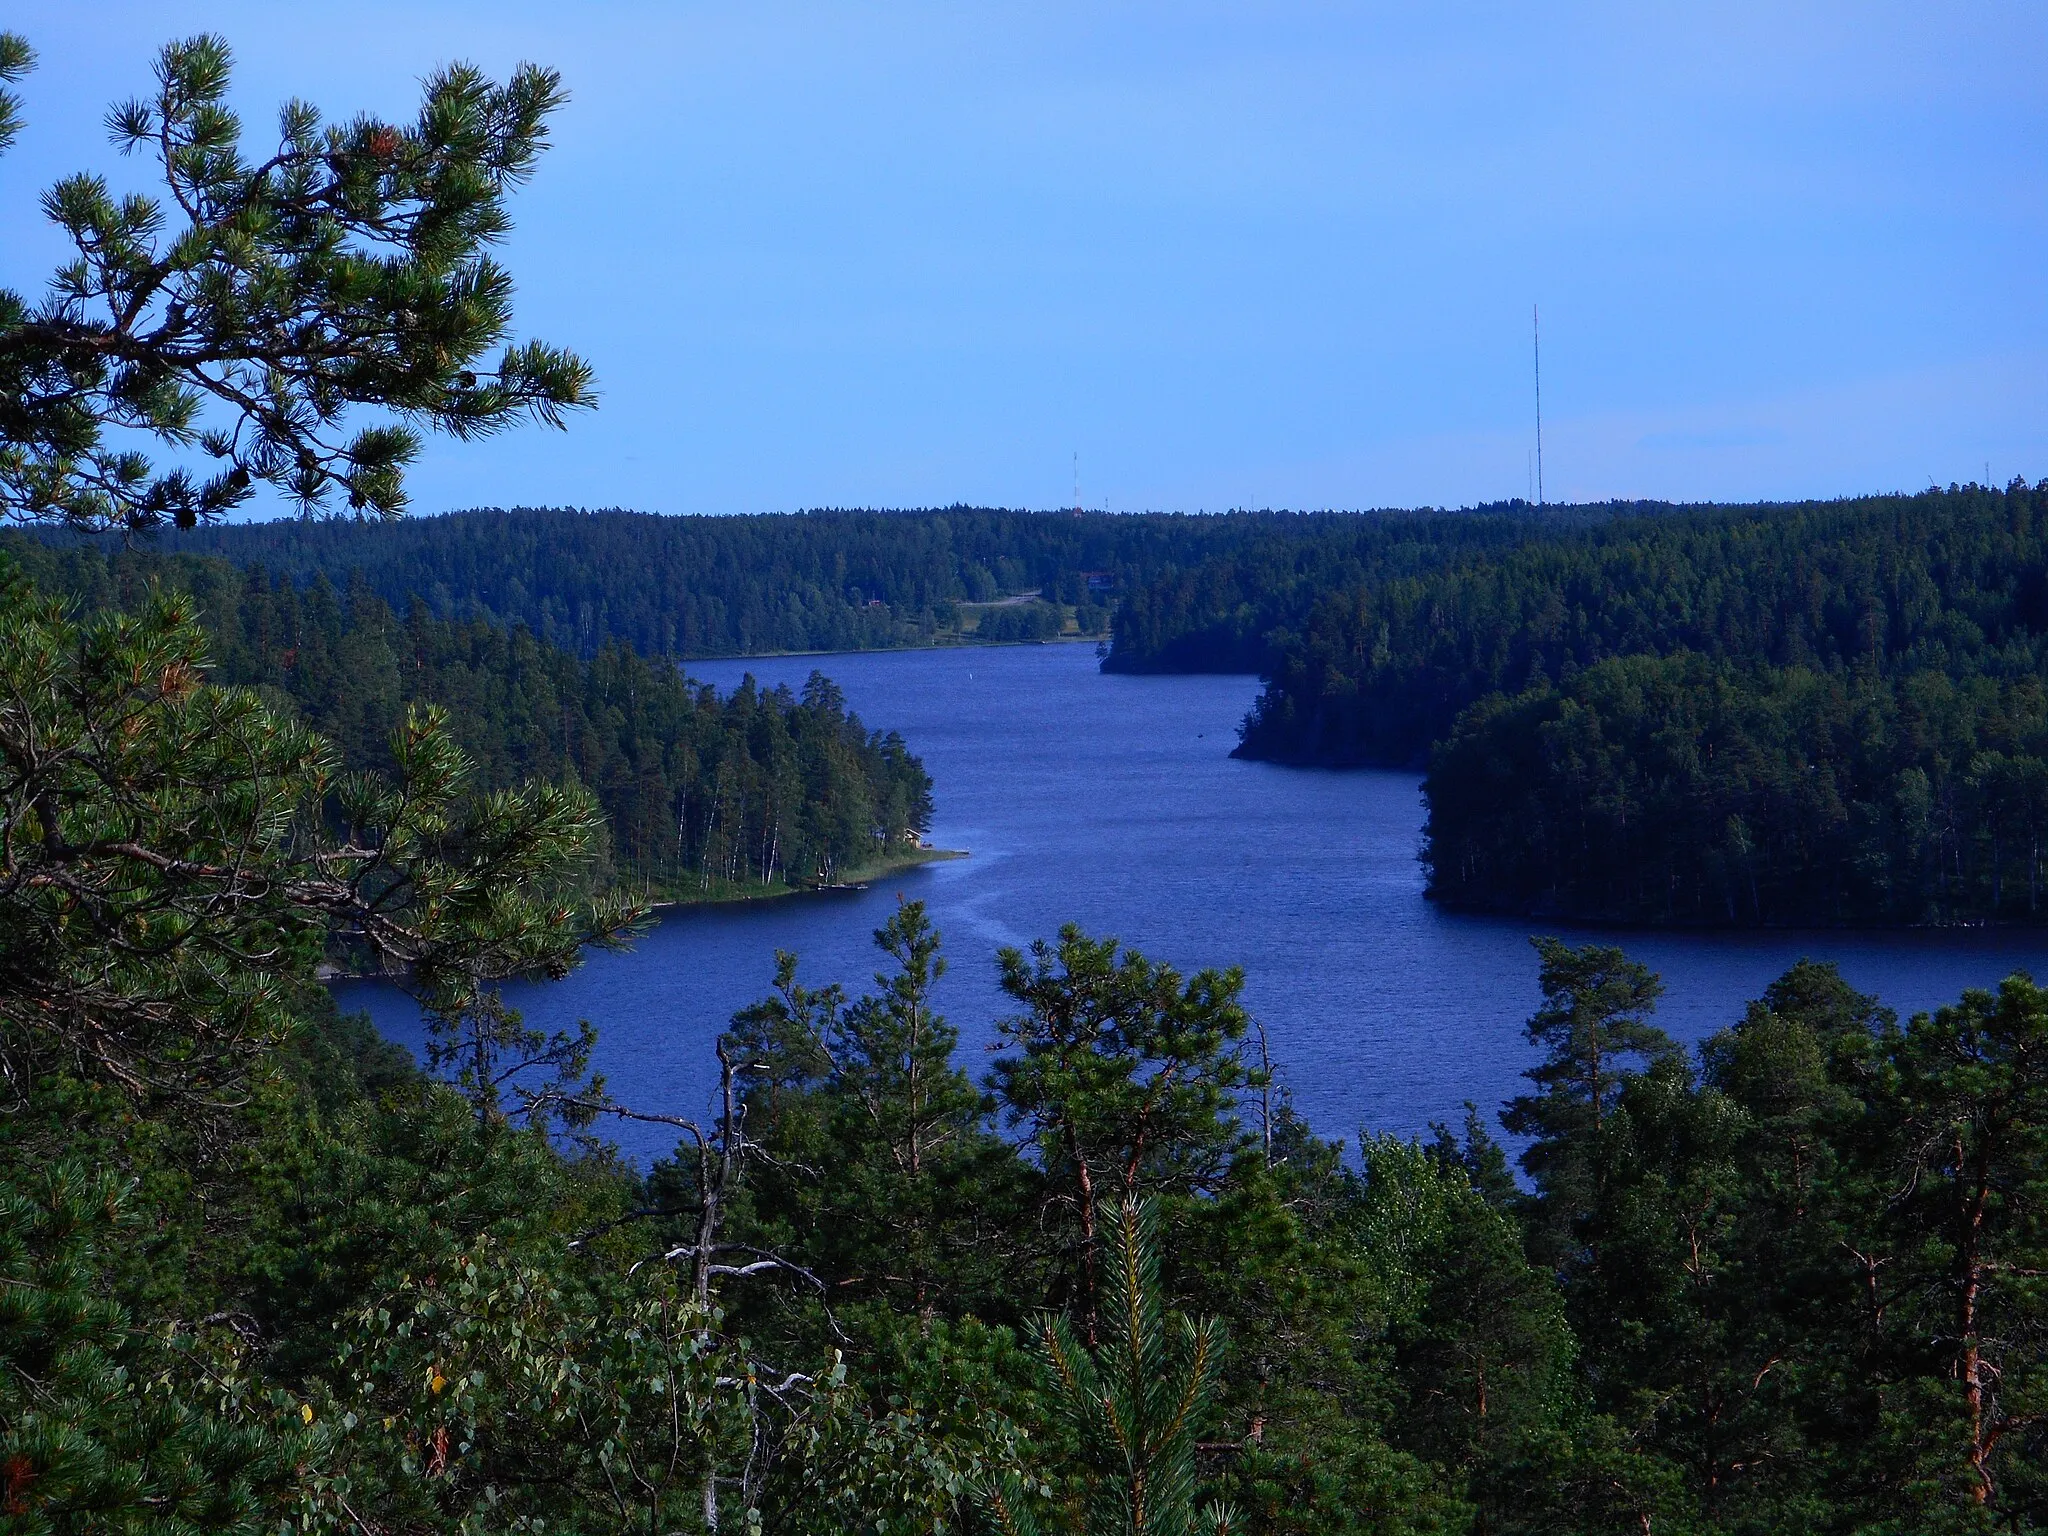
[338,642,2048,1163]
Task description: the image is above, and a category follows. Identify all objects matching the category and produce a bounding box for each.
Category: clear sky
[3,3,2043,515]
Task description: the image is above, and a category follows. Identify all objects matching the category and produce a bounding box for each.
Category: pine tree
[0,32,590,532]
[980,1198,1235,1536]
[991,927,1257,1335]
[0,1163,313,1534]
[1502,938,1679,1265]
[1863,976,2048,1523]
[830,900,994,1316]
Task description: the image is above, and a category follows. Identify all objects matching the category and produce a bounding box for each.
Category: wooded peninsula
[4,538,938,906]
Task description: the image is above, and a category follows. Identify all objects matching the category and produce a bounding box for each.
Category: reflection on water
[338,643,2048,1163]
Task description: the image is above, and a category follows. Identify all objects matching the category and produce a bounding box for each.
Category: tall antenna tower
[1533,304,1545,508]
[1073,450,1081,516]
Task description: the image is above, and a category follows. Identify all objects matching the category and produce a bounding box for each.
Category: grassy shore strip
[314,848,970,978]
[637,845,969,911]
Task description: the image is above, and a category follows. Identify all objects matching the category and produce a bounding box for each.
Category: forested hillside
[1102,499,1630,674]
[1119,481,2048,925]
[70,483,2048,925]
[106,483,2048,925]
[8,540,933,897]
[1424,651,2048,924]
[1229,485,2048,768]
[148,504,1382,657]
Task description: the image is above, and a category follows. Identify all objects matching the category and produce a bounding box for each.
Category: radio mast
[1533,304,1545,508]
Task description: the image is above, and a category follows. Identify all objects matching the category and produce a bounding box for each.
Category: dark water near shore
[338,643,2048,1164]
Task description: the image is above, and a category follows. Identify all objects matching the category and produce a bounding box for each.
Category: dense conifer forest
[69,482,2048,925]
[138,501,1605,658]
[146,504,1281,655]
[1221,484,2048,767]
[12,857,2048,1532]
[5,539,935,899]
[1110,482,2048,924]
[6,26,2047,1536]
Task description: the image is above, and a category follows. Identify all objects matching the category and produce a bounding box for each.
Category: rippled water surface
[339,643,2048,1162]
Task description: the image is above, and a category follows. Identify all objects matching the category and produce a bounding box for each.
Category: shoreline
[678,636,1103,664]
[638,845,969,912]
[316,847,969,981]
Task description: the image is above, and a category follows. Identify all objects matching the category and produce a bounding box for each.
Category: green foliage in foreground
[3,524,2047,1531]
[0,560,633,1103]
[978,1199,1235,1536]
[14,891,2048,1533]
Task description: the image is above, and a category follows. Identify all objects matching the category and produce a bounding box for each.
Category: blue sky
[3,3,2043,514]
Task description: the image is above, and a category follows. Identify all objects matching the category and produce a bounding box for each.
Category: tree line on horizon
[87,492,1648,660]
[135,503,1387,657]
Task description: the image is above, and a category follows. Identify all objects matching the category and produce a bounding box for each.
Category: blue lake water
[338,642,2048,1164]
